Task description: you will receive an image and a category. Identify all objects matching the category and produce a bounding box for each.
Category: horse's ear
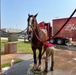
[34,13,38,17]
[28,14,30,16]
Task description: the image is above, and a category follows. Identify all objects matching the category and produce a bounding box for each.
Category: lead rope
[30,9,76,43]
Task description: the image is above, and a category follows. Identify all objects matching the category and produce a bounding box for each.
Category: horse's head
[27,13,38,40]
[27,13,38,30]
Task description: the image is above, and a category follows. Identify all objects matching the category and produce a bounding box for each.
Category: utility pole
[0,0,2,72]
[0,23,1,73]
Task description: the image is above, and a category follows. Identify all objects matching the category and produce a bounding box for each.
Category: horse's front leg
[32,47,37,70]
[37,47,42,71]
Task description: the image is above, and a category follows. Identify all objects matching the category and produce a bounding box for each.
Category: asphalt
[1,48,76,75]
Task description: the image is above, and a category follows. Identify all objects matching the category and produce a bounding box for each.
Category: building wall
[2,28,22,33]
[1,28,22,37]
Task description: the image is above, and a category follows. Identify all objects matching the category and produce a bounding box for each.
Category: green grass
[2,59,23,68]
[17,41,33,54]
[17,41,39,54]
[1,39,40,54]
[1,39,33,53]
[1,40,8,47]
[1,40,8,53]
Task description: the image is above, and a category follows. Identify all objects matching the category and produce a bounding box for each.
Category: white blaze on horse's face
[29,17,33,26]
[30,16,37,30]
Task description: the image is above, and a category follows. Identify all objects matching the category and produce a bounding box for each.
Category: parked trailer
[38,21,69,45]
[52,17,76,45]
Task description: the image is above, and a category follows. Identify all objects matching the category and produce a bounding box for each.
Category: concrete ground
[1,48,76,75]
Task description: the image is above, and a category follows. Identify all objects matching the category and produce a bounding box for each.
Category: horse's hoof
[37,65,43,71]
[44,69,48,72]
[33,64,37,70]
[50,68,53,71]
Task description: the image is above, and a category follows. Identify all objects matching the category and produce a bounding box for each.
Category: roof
[53,17,76,21]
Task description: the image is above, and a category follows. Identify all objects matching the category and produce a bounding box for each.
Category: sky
[1,0,76,30]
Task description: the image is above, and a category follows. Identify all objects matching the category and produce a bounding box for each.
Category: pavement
[1,48,76,75]
[1,53,33,75]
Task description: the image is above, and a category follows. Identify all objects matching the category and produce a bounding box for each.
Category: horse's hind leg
[50,51,54,71]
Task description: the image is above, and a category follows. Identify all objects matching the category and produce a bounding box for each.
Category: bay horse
[27,13,48,71]
[27,13,54,71]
